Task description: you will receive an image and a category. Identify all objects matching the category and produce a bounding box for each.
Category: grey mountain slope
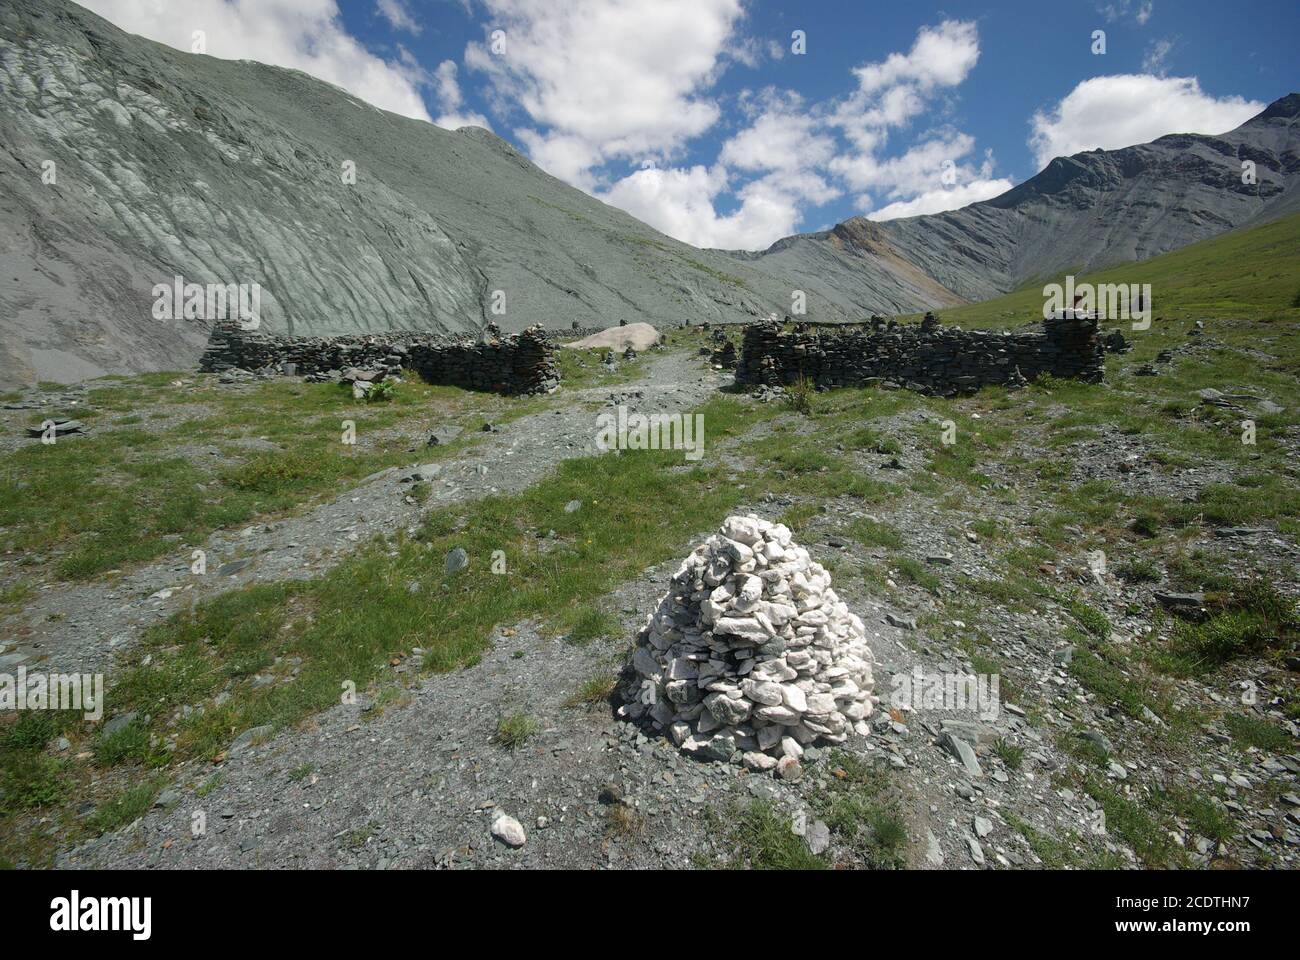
[2,0,1296,385]
[737,93,1300,305]
[1,0,878,383]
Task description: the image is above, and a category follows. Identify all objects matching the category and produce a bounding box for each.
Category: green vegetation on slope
[906,211,1300,329]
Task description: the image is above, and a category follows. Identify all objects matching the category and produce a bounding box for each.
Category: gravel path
[3,350,724,676]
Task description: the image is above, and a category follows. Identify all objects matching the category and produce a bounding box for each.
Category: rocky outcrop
[735,316,1104,395]
[199,323,559,396]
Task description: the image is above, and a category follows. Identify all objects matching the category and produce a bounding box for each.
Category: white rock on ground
[623,514,876,764]
[490,813,527,848]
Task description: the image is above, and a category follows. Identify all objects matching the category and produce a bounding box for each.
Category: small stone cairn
[622,515,876,771]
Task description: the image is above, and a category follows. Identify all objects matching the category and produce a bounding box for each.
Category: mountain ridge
[1,0,1296,384]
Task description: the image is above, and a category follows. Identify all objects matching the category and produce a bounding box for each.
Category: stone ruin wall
[735,316,1105,395]
[198,323,560,395]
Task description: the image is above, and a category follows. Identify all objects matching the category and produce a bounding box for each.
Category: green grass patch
[492,712,539,750]
[704,799,827,870]
[1224,712,1291,752]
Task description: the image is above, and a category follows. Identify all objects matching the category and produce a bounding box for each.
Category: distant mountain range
[1,0,1296,383]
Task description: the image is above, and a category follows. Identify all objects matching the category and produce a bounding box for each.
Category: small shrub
[1116,557,1162,583]
[783,374,815,415]
[0,712,56,750]
[993,737,1024,771]
[365,380,397,403]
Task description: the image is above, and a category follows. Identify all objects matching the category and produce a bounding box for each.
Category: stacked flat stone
[626,515,875,768]
[735,315,1104,397]
[198,323,559,396]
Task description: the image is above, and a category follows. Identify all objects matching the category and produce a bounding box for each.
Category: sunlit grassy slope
[902,211,1300,329]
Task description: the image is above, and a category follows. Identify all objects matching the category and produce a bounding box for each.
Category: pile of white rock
[622,515,876,772]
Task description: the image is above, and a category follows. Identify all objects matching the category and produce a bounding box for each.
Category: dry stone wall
[736,316,1104,395]
[199,323,559,395]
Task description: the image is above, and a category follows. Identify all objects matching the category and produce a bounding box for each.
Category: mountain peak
[1256,92,1300,121]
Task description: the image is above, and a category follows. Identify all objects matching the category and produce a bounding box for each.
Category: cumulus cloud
[830,20,980,160]
[80,0,432,121]
[851,20,981,97]
[602,165,801,250]
[593,19,996,249]
[720,93,836,174]
[465,0,744,181]
[1029,75,1264,169]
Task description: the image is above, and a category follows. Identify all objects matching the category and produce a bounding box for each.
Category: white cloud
[431,59,491,129]
[79,0,431,121]
[377,0,422,35]
[719,93,835,173]
[851,20,980,96]
[1099,0,1155,24]
[865,178,1013,221]
[1029,75,1264,169]
[601,165,800,250]
[465,0,744,181]
[596,19,994,250]
[1141,38,1174,74]
[831,20,980,159]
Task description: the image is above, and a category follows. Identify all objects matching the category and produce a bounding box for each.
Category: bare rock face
[623,515,876,764]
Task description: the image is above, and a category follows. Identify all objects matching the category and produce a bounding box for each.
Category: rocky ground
[3,329,1298,870]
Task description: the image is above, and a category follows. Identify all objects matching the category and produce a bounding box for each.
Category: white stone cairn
[624,514,876,764]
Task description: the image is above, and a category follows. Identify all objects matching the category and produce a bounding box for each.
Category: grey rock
[491,813,526,848]
[102,711,138,738]
[939,733,983,777]
[444,547,469,576]
[426,426,463,446]
[230,724,274,755]
[806,820,830,855]
[1079,729,1113,756]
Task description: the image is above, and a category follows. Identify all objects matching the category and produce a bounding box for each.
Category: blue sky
[83,0,1299,249]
